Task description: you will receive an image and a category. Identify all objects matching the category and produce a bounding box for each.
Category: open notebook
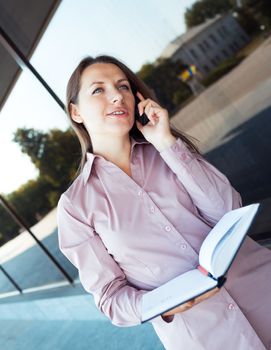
[141,203,260,323]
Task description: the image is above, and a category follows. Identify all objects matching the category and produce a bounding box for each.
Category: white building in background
[159,13,250,76]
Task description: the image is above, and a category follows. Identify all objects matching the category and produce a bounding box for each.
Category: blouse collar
[82,136,149,185]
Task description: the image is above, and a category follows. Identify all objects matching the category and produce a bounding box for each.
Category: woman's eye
[92,85,129,95]
[119,84,129,90]
[93,87,102,94]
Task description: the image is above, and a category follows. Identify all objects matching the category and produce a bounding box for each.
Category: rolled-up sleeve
[57,194,147,327]
[159,137,242,226]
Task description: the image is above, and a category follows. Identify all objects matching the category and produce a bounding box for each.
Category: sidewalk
[0,283,163,350]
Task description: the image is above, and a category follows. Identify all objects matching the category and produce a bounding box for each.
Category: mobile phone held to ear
[135,95,150,126]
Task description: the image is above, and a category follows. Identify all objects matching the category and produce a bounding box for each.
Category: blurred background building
[160,13,250,75]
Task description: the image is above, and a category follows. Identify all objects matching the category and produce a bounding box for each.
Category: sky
[0,0,196,195]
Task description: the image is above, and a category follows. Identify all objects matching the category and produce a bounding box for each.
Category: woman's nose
[111,91,124,103]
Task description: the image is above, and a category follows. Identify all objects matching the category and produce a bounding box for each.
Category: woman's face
[71,63,135,137]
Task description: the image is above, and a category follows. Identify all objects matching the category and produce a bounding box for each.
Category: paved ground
[171,36,271,206]
[0,284,163,350]
[0,320,163,350]
[172,36,271,135]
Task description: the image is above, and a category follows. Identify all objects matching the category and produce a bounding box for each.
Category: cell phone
[134,94,150,126]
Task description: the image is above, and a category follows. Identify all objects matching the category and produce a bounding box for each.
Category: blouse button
[165,225,171,232]
[173,144,179,151]
[138,190,143,196]
[228,303,235,310]
[181,153,188,161]
[150,206,155,213]
[180,243,187,249]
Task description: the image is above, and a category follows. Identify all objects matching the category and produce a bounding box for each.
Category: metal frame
[0,26,65,110]
[0,25,73,294]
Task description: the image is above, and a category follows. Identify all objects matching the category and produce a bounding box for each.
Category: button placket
[135,187,198,258]
[220,287,240,313]
[179,153,192,163]
[173,144,180,152]
[131,159,144,187]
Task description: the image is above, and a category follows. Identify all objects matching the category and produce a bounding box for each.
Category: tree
[0,176,57,245]
[185,0,233,28]
[7,177,53,225]
[13,128,81,193]
[137,58,192,113]
[0,128,82,246]
[246,0,271,30]
[185,0,271,33]
[0,202,20,245]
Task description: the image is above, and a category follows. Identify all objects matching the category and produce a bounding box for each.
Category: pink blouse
[57,136,271,349]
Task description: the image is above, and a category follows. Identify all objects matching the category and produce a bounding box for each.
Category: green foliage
[7,177,53,226]
[185,0,233,28]
[172,88,192,107]
[201,56,245,87]
[13,128,81,192]
[246,0,271,30]
[185,0,271,33]
[0,176,61,246]
[137,58,192,114]
[0,232,5,246]
[0,128,81,246]
[0,203,20,245]
[235,9,259,35]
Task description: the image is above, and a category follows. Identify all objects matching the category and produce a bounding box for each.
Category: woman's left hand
[135,91,176,152]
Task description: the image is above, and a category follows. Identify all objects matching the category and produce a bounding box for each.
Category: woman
[57,55,271,349]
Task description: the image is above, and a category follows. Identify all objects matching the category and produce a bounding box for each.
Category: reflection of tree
[137,58,192,113]
[0,178,53,243]
[0,203,19,245]
[13,128,80,192]
[185,0,233,28]
[0,128,80,246]
[185,0,271,33]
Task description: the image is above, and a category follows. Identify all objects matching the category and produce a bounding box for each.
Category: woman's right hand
[161,287,220,320]
[162,299,196,320]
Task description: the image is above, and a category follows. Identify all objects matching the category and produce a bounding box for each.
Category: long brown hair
[66,55,199,174]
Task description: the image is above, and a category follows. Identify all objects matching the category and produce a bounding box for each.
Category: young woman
[57,55,271,349]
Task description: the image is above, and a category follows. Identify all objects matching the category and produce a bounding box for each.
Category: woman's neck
[91,133,132,167]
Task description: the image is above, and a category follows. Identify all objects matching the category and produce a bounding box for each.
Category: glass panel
[170,12,271,244]
[29,0,192,99]
[0,0,60,57]
[0,41,77,295]
[1,1,270,300]
[29,1,270,247]
[0,269,17,295]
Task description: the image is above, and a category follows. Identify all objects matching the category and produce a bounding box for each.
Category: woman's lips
[108,111,129,118]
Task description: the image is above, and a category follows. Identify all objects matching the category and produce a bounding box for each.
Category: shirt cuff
[159,137,195,166]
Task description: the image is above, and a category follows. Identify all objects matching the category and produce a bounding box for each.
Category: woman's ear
[70,103,84,124]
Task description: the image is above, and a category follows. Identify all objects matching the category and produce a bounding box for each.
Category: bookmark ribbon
[197,265,227,287]
[197,265,210,276]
